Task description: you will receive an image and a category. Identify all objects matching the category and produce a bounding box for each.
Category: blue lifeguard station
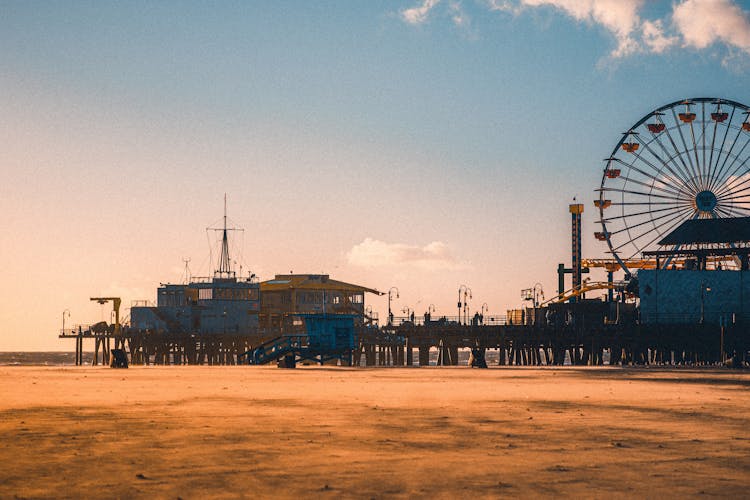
[241,314,357,367]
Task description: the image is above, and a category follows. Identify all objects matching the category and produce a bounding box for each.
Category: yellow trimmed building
[260,274,381,331]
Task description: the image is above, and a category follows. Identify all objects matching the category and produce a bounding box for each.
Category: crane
[90,297,122,344]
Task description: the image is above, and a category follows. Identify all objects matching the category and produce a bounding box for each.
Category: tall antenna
[207,194,243,279]
[182,258,191,284]
[218,194,231,276]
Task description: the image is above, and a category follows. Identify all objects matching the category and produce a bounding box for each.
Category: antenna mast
[218,194,231,276]
[182,258,191,284]
[207,194,243,279]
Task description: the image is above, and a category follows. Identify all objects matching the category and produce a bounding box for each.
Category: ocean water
[0,352,94,366]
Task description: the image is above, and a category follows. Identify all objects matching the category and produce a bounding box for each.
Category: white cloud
[446,0,750,66]
[487,0,519,14]
[449,1,471,28]
[489,0,645,58]
[401,0,471,30]
[401,0,441,25]
[642,19,678,54]
[347,238,470,271]
[672,0,750,54]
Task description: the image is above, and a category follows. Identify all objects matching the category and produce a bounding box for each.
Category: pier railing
[387,315,508,326]
[59,324,93,337]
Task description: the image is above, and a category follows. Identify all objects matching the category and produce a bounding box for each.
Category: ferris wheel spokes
[600,204,693,225]
[600,185,689,202]
[705,103,732,184]
[610,205,695,255]
[631,136,699,193]
[621,208,698,261]
[670,106,702,187]
[712,140,750,196]
[656,125,703,193]
[608,204,694,238]
[708,124,750,193]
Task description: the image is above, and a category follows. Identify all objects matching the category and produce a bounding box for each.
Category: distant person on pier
[472,312,481,326]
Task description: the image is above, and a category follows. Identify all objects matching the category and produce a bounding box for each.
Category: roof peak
[274,274,329,280]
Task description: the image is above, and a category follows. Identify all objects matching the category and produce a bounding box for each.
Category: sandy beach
[1,365,749,498]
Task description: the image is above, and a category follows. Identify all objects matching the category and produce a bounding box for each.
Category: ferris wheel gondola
[596,97,750,274]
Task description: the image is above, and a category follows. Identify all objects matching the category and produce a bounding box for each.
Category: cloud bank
[347,238,470,271]
[673,0,750,54]
[402,0,750,62]
[492,0,645,58]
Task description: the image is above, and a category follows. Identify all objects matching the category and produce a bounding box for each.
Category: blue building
[131,277,260,334]
[639,217,750,325]
[130,204,260,335]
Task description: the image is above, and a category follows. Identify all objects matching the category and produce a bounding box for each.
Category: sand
[1,365,749,499]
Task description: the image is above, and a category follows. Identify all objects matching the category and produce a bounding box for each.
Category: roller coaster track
[541,281,627,306]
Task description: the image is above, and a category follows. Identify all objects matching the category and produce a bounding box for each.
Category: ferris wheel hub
[695,190,718,213]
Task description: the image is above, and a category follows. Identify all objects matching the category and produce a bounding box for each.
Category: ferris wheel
[596,97,750,274]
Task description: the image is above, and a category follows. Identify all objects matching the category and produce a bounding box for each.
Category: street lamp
[480,303,488,324]
[458,286,466,324]
[532,283,545,308]
[62,309,70,335]
[402,306,413,323]
[523,283,545,308]
[458,285,472,325]
[422,304,436,324]
[388,287,399,325]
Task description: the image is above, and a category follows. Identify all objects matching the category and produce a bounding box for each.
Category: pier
[60,311,750,367]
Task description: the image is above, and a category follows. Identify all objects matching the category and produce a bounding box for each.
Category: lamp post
[388,287,399,326]
[62,309,70,335]
[533,283,545,326]
[522,284,544,325]
[458,285,474,325]
[532,283,544,308]
[402,306,413,324]
[480,303,488,325]
[458,285,470,325]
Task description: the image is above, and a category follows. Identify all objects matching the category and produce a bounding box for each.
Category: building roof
[260,274,382,295]
[658,217,750,246]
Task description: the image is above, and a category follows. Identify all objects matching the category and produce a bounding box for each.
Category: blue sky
[2,1,750,349]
